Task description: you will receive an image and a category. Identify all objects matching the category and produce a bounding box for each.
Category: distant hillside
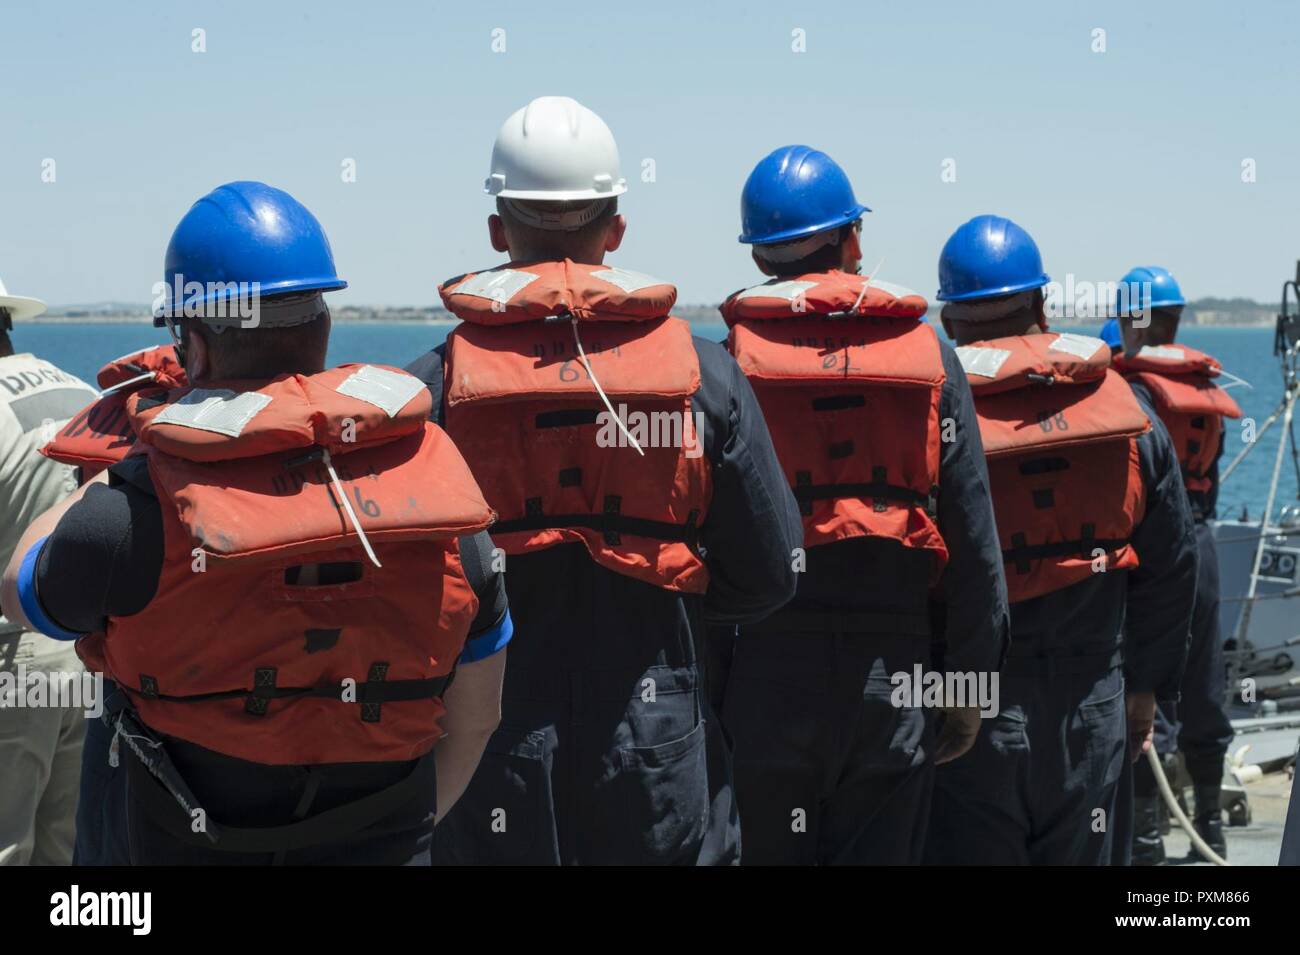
[34,302,729,324]
[1184,297,1275,327]
[48,302,150,320]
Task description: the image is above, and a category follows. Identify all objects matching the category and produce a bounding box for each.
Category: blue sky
[2,0,1297,306]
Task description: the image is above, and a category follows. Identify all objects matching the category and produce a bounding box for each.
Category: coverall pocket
[599,719,709,864]
[861,662,932,771]
[435,724,559,865]
[986,706,1030,756]
[1077,679,1126,792]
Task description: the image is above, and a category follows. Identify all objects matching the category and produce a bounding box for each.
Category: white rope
[322,448,382,568]
[846,258,886,315]
[570,315,644,456]
[1146,747,1230,866]
[97,371,156,397]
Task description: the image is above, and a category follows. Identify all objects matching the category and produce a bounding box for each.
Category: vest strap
[1001,535,1130,575]
[792,480,938,518]
[119,673,456,709]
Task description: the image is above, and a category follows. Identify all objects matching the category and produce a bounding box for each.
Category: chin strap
[161,312,188,371]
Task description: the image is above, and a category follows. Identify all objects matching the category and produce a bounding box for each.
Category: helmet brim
[486,184,628,202]
[152,278,347,326]
[739,204,871,245]
[0,295,47,321]
[935,274,1050,303]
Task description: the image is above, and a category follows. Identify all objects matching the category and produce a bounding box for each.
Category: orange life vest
[959,333,1150,604]
[41,345,188,482]
[441,260,712,594]
[720,272,947,572]
[1112,345,1242,495]
[79,364,494,766]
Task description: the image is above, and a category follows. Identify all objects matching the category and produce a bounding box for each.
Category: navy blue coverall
[24,462,512,866]
[1125,378,1233,862]
[713,340,1010,865]
[407,335,803,865]
[1128,381,1233,782]
[925,381,1197,866]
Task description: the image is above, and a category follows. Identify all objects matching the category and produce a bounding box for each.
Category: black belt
[742,607,931,637]
[1001,646,1123,678]
[114,695,437,855]
[106,702,221,845]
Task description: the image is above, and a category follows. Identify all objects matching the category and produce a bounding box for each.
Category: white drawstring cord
[570,314,644,456]
[846,258,887,315]
[96,371,156,397]
[1217,367,1254,391]
[322,447,383,568]
[108,712,161,768]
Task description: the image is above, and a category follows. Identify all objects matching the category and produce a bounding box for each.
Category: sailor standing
[927,219,1197,864]
[0,278,97,864]
[1113,266,1239,863]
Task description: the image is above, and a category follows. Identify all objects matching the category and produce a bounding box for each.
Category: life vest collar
[1113,343,1243,428]
[956,332,1110,396]
[1113,343,1221,378]
[720,270,928,326]
[440,259,677,326]
[97,344,187,392]
[41,345,190,477]
[129,363,432,463]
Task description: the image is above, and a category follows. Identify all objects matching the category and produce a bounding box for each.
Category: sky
[2,0,1298,307]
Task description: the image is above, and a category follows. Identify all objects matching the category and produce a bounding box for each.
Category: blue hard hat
[936,215,1050,303]
[1114,265,1185,318]
[1100,318,1122,350]
[739,145,870,245]
[154,181,346,325]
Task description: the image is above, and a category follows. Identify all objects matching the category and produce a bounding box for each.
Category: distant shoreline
[24,316,461,325]
[25,302,1280,328]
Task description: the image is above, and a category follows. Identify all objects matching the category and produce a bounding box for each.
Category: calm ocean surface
[15,321,1292,522]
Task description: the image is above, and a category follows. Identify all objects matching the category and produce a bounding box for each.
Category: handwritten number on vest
[352,486,381,518]
[1036,410,1069,433]
[820,348,859,376]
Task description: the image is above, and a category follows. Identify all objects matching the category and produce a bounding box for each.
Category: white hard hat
[485,96,628,202]
[0,277,46,322]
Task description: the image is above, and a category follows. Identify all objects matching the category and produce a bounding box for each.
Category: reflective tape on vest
[152,389,272,437]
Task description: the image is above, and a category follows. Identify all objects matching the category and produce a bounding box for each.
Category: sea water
[14,321,1291,522]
